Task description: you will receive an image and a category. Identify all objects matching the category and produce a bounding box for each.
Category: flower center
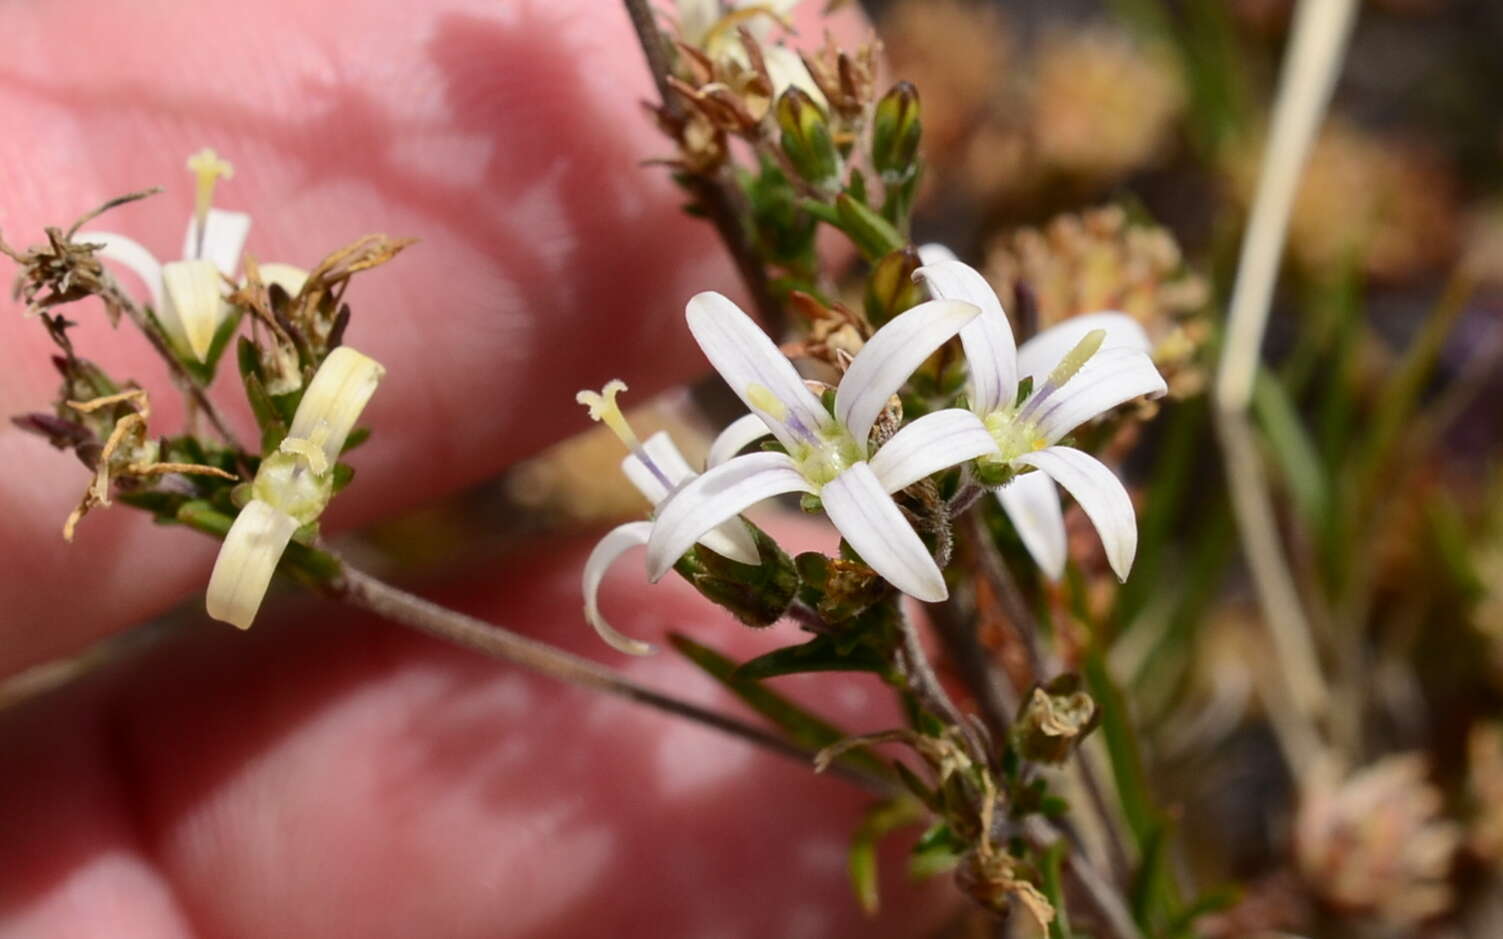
[982,408,1046,463]
[790,425,864,488]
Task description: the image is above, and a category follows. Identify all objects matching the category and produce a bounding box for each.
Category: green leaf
[908,822,964,879]
[1040,840,1073,939]
[832,192,905,262]
[667,633,892,781]
[848,798,926,915]
[1252,369,1328,527]
[735,634,890,680]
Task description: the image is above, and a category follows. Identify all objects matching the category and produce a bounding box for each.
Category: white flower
[205,346,384,629]
[644,292,997,603]
[916,257,1166,581]
[81,148,250,361]
[576,381,759,656]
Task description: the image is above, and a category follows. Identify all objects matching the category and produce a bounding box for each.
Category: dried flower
[1224,119,1457,282]
[984,206,1209,397]
[645,291,996,601]
[1468,724,1503,865]
[917,257,1166,580]
[1029,28,1184,181]
[206,346,384,629]
[1295,754,1461,927]
[80,148,250,361]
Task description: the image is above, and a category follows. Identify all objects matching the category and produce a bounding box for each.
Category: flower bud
[676,522,798,629]
[872,82,922,185]
[865,247,923,327]
[775,87,842,194]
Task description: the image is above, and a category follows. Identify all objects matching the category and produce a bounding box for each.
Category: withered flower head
[1224,118,1457,282]
[1029,27,1184,181]
[1295,754,1461,927]
[985,205,1209,397]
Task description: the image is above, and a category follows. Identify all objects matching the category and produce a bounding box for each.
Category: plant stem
[619,0,784,335]
[965,511,1051,682]
[333,563,890,795]
[1210,0,1357,752]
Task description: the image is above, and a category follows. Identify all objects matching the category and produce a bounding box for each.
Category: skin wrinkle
[0,528,953,937]
[0,0,868,673]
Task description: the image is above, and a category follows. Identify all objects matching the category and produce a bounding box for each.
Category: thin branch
[620,0,784,334]
[965,511,1051,682]
[894,602,984,760]
[333,563,892,797]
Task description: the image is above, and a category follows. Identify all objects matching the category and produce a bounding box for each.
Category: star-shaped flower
[917,256,1166,580]
[644,291,997,602]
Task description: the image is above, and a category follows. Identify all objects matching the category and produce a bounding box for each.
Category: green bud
[682,522,799,629]
[872,81,922,185]
[775,87,842,194]
[865,247,923,327]
[834,192,905,262]
[1012,675,1100,765]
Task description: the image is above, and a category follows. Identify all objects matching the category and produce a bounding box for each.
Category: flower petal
[258,262,309,298]
[1015,447,1138,581]
[868,408,996,493]
[623,431,697,503]
[182,207,251,277]
[622,432,763,565]
[161,259,228,361]
[821,462,948,602]
[81,231,164,308]
[686,292,831,450]
[205,499,299,630]
[1016,312,1152,384]
[915,258,1018,415]
[646,451,812,581]
[995,470,1067,580]
[916,243,959,266]
[707,412,774,468]
[582,521,658,656]
[762,44,828,109]
[1030,348,1167,444]
[287,346,386,463]
[835,298,979,448]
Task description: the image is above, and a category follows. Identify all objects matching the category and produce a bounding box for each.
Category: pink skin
[0,2,958,936]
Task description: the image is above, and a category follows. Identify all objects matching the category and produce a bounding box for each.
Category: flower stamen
[186,147,234,259]
[578,380,675,491]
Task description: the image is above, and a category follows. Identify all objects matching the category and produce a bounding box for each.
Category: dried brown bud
[1013,675,1099,764]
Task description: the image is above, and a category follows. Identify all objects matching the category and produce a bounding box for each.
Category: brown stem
[893,603,986,762]
[619,0,784,335]
[334,564,892,796]
[964,511,1050,682]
